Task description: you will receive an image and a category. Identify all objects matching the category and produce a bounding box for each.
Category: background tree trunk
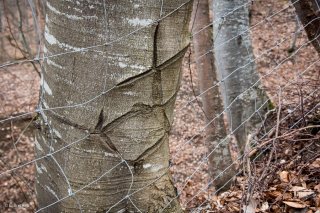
[35,0,192,212]
[291,0,320,54]
[192,0,235,192]
[212,0,268,153]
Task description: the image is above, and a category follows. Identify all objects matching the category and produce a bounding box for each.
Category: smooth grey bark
[192,0,235,191]
[291,0,320,54]
[213,0,268,153]
[35,0,192,212]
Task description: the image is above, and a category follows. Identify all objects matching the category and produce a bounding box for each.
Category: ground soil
[0,0,319,212]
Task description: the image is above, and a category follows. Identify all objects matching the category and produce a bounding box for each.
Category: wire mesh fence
[0,0,319,212]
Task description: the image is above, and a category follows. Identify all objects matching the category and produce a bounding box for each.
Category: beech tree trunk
[213,0,268,153]
[35,1,192,212]
[291,0,320,54]
[192,0,235,191]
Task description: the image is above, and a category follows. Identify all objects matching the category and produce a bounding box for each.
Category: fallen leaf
[310,158,320,169]
[289,186,315,199]
[315,184,320,193]
[283,201,307,209]
[315,194,320,207]
[279,171,289,183]
[267,190,282,198]
[283,192,293,200]
[289,186,308,191]
[242,199,258,213]
[261,202,269,211]
[297,191,315,199]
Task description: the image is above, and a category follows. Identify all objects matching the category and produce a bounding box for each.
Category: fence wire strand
[0,0,319,212]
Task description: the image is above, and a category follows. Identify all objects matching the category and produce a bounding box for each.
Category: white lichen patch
[36,163,43,174]
[143,163,164,172]
[47,1,97,20]
[74,7,82,13]
[34,137,44,151]
[46,186,59,199]
[45,14,91,52]
[123,91,136,96]
[43,46,48,54]
[143,163,152,169]
[47,58,63,69]
[130,64,146,70]
[45,14,49,23]
[117,209,126,213]
[43,80,53,96]
[39,110,48,124]
[44,27,58,45]
[42,100,49,109]
[53,129,62,138]
[110,55,147,71]
[104,152,119,158]
[127,18,153,27]
[118,62,127,68]
[41,164,48,173]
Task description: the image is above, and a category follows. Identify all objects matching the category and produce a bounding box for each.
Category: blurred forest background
[0,0,319,212]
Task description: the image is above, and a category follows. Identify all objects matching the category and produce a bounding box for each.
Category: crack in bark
[94,108,104,131]
[115,19,188,91]
[114,44,188,90]
[98,102,173,161]
[134,134,167,163]
[152,22,159,68]
[46,110,88,131]
[152,22,163,105]
[157,45,190,70]
[116,68,155,87]
[90,132,119,154]
[100,99,172,133]
[114,44,188,92]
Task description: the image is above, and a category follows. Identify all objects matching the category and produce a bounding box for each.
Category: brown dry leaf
[230,191,242,199]
[260,202,269,211]
[271,205,280,212]
[310,158,320,169]
[220,198,225,206]
[290,186,315,199]
[230,205,240,212]
[243,199,258,213]
[267,190,282,198]
[283,201,307,209]
[302,181,307,188]
[315,194,320,207]
[315,184,320,193]
[279,171,290,183]
[283,192,293,200]
[298,191,314,199]
[289,173,301,185]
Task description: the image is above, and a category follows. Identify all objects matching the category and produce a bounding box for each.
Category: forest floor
[0,0,319,212]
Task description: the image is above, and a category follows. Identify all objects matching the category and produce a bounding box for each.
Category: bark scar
[152,22,159,68]
[152,22,163,105]
[94,108,104,131]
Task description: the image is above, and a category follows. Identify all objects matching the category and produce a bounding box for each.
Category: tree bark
[192,0,235,192]
[291,0,320,54]
[213,0,268,153]
[35,1,192,212]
